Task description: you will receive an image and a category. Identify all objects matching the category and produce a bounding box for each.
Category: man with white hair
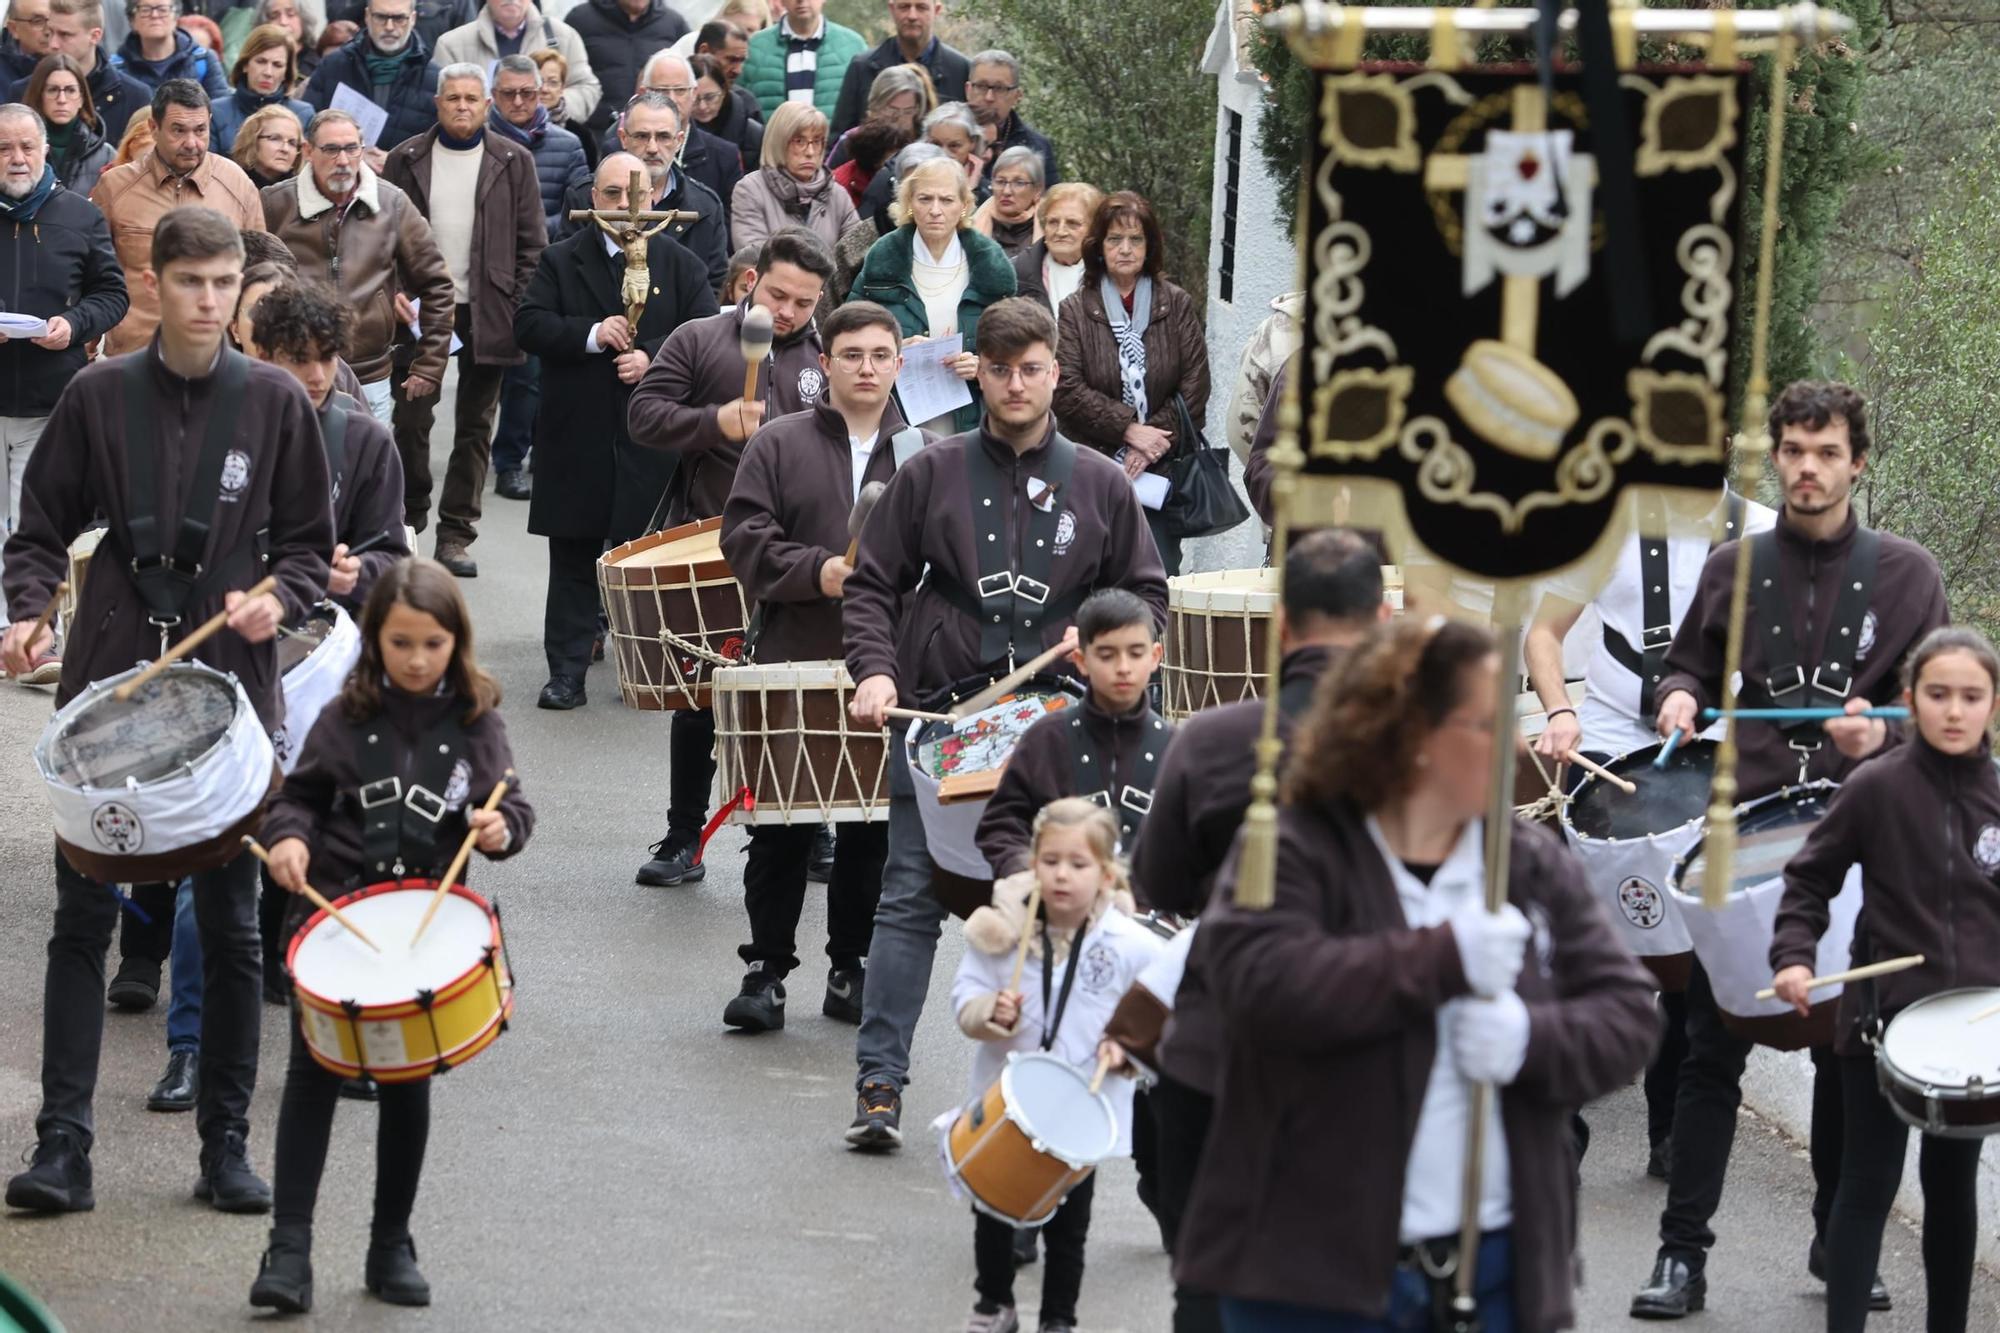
[434,0,600,125]
[559,89,726,294]
[383,62,546,576]
[0,101,127,682]
[302,0,442,168]
[622,49,740,227]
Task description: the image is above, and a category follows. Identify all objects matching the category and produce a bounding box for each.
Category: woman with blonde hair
[229,102,304,189]
[110,109,155,170]
[730,101,856,252]
[212,24,313,152]
[851,154,1017,433]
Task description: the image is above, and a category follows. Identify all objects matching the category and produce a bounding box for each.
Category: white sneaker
[965,1306,1018,1333]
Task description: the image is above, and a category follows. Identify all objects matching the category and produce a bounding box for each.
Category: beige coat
[91,150,267,354]
[1224,290,1302,465]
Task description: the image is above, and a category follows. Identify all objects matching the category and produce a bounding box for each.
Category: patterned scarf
[1101,273,1152,421]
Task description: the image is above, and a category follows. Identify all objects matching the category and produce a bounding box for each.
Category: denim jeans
[166,878,201,1053]
[853,756,949,1090]
[492,355,538,476]
[1219,1231,1516,1332]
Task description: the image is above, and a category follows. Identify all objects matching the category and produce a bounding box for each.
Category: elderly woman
[1052,191,1210,574]
[922,100,985,197]
[731,101,856,253]
[211,24,314,152]
[833,139,943,303]
[971,144,1043,258]
[851,155,1017,434]
[1180,616,1656,1332]
[1013,181,1100,314]
[829,62,933,169]
[229,102,304,189]
[27,55,112,194]
[693,52,762,166]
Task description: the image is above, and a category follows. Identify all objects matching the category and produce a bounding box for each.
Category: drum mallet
[345,530,398,558]
[844,480,887,564]
[1754,954,1924,1001]
[738,304,774,403]
[410,770,515,947]
[1965,994,2000,1026]
[950,638,1078,723]
[1563,751,1636,794]
[1652,728,1685,771]
[883,706,953,723]
[114,574,279,701]
[241,837,383,953]
[1701,706,1910,723]
[20,580,67,653]
[1006,878,1044,995]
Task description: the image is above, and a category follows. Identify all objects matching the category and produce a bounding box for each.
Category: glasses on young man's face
[832,349,897,370]
[980,360,1050,385]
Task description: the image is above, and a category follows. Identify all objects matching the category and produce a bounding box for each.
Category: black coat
[557,168,728,296]
[515,225,719,542]
[325,0,475,58]
[8,49,152,143]
[0,186,129,418]
[829,36,969,138]
[569,0,688,133]
[301,32,442,154]
[595,122,742,229]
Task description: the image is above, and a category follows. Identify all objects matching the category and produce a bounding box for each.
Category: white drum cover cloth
[35,662,274,864]
[273,604,362,774]
[1136,921,1196,1010]
[907,717,996,881]
[1563,812,1702,960]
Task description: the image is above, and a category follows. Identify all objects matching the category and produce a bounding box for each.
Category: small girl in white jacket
[950,798,1166,1333]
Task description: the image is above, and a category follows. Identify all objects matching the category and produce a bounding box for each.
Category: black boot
[1630,1253,1705,1319]
[248,1226,314,1313]
[1808,1237,1891,1312]
[365,1236,432,1306]
[4,1128,93,1213]
[723,962,786,1032]
[147,1049,199,1112]
[195,1130,272,1213]
[106,955,161,1011]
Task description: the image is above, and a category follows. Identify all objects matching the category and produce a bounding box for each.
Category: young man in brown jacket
[1,207,333,1218]
[839,295,1167,1152]
[715,299,928,1033]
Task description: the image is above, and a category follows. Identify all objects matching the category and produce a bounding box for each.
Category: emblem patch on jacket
[219,449,251,500]
[1855,611,1878,662]
[1079,940,1118,991]
[1617,876,1665,929]
[1053,510,1076,555]
[797,366,825,402]
[443,758,472,812]
[1975,825,2000,874]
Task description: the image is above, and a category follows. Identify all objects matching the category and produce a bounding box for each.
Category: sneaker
[805,826,835,883]
[722,963,786,1032]
[965,1305,1019,1333]
[1012,1226,1038,1267]
[107,956,161,1011]
[5,1129,93,1213]
[195,1130,272,1214]
[17,649,60,685]
[147,1049,199,1112]
[1038,1323,1076,1333]
[339,1076,380,1101]
[822,966,864,1025]
[636,837,705,887]
[845,1080,902,1152]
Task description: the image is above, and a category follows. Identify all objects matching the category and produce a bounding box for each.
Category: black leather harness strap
[352,714,466,880]
[1747,526,1881,734]
[319,398,351,503]
[1066,709,1172,854]
[953,431,1079,666]
[1602,492,1747,718]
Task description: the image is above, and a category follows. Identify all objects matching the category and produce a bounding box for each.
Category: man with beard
[302,0,440,173]
[9,0,152,142]
[623,226,833,889]
[617,51,739,228]
[92,79,265,354]
[383,62,545,576]
[556,90,725,293]
[513,151,717,709]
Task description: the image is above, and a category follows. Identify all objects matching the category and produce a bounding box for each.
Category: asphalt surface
[1,381,1995,1331]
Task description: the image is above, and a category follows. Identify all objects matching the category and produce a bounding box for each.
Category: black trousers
[117,879,176,965]
[260,866,289,983]
[1646,988,1690,1150]
[1151,1072,1223,1333]
[545,535,604,683]
[391,304,507,545]
[1658,961,1842,1266]
[271,1013,431,1244]
[975,1173,1094,1323]
[40,849,260,1152]
[668,707,717,842]
[740,821,886,973]
[1826,1054,1980,1333]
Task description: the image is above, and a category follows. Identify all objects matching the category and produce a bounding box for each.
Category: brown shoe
[433,543,477,578]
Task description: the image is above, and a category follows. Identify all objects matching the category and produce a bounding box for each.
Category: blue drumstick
[1699,706,1910,722]
[1652,728,1684,770]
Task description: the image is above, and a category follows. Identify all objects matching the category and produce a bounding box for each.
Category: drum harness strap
[318,397,351,504]
[352,713,465,880]
[924,432,1081,668]
[1603,492,1746,718]
[1066,709,1171,855]
[111,349,265,654]
[1744,526,1881,779]
[1038,911,1083,1052]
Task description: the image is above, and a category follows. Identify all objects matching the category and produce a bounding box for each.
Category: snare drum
[1668,783,1862,1050]
[1874,989,2000,1138]
[1560,739,1716,990]
[597,518,751,711]
[288,879,513,1083]
[713,661,888,824]
[272,603,361,774]
[36,661,277,883]
[943,1050,1117,1226]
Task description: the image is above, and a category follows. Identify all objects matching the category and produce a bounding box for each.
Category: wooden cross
[566,170,701,326]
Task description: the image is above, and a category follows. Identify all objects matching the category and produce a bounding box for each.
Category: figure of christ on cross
[567,170,702,327]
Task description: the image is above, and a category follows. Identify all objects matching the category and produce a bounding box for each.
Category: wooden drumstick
[1088,1049,1115,1096]
[1563,751,1636,795]
[22,580,67,648]
[844,480,887,564]
[883,706,952,723]
[950,638,1077,723]
[1965,994,2000,1025]
[409,770,514,946]
[738,304,774,402]
[240,837,382,953]
[1754,954,1925,1001]
[1006,877,1044,994]
[114,574,279,701]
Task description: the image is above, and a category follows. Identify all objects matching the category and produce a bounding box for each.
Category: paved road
[1,393,1995,1330]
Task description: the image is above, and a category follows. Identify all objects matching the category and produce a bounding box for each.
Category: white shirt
[1364,816,1513,1245]
[584,233,623,353]
[1548,497,1777,756]
[1045,256,1085,313]
[912,230,968,340]
[848,431,877,502]
[428,141,485,303]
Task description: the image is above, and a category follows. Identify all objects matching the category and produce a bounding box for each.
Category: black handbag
[1158,392,1252,540]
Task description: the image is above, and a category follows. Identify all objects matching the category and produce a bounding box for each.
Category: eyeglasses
[365,9,413,25]
[980,361,1051,384]
[258,132,302,148]
[495,86,539,101]
[692,89,723,108]
[133,3,176,16]
[314,141,363,157]
[8,13,49,28]
[643,83,694,97]
[967,81,1017,96]
[991,176,1035,192]
[832,349,898,369]
[789,135,825,153]
[44,85,82,100]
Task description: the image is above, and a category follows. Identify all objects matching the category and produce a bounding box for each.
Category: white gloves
[1450,990,1531,1086]
[1449,902,1531,997]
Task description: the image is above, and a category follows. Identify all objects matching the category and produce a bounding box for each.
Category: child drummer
[249,559,533,1313]
[950,798,1165,1333]
[1770,625,2000,1333]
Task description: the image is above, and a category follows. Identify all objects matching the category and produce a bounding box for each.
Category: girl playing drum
[248,559,534,1313]
[1771,626,2000,1333]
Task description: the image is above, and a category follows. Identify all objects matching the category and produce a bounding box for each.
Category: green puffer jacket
[741,20,867,121]
[852,224,1019,434]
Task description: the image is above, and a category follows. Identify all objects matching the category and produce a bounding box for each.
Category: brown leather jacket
[1052,276,1210,473]
[382,127,547,366]
[262,166,455,385]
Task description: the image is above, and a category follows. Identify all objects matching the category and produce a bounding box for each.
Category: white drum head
[1001,1052,1117,1168]
[1881,990,2000,1091]
[292,888,493,1007]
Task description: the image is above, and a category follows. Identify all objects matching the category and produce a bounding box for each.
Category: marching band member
[249,559,534,1313]
[1632,382,1949,1320]
[1179,618,1656,1331]
[1770,625,2000,1333]
[2,207,332,1217]
[951,797,1164,1333]
[624,225,835,891]
[716,299,931,1033]
[841,295,1167,1152]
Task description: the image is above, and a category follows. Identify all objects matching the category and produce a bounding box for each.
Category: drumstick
[1652,728,1685,771]
[1006,877,1044,994]
[1966,996,2000,1025]
[1701,706,1910,722]
[1754,953,1924,1001]
[844,480,887,564]
[738,304,774,402]
[345,530,397,558]
[950,639,1076,723]
[113,574,279,701]
[1088,1049,1114,1096]
[884,706,952,723]
[1563,751,1636,795]
[22,580,67,649]
[409,770,514,947]
[240,837,382,953]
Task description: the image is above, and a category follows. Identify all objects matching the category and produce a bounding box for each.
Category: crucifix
[565,170,700,326]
